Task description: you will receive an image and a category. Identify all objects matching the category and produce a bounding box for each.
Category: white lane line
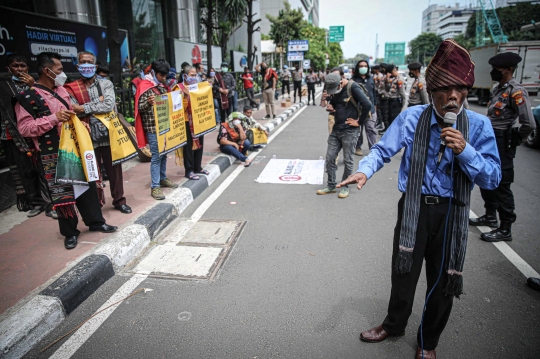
[470,210,539,278]
[49,274,148,359]
[165,100,314,245]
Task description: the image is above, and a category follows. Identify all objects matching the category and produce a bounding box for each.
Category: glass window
[132,0,166,66]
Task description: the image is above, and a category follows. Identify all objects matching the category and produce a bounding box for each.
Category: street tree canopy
[266,1,305,51]
[406,32,442,65]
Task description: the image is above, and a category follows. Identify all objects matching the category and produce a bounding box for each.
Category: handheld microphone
[437,112,457,164]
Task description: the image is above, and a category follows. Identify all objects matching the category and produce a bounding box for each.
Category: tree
[345,53,370,64]
[199,0,215,71]
[215,0,248,62]
[406,32,442,65]
[453,34,475,50]
[266,0,305,68]
[328,42,343,68]
[105,0,121,86]
[245,0,261,69]
[375,58,384,64]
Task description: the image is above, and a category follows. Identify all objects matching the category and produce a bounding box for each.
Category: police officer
[407,62,428,107]
[383,64,406,130]
[470,52,536,242]
[377,63,389,135]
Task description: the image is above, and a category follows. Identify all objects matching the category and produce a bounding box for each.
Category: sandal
[197,169,210,176]
[244,159,252,167]
[186,172,200,180]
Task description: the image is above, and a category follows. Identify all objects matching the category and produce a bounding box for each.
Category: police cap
[385,64,396,73]
[408,62,422,70]
[372,65,380,70]
[488,52,522,68]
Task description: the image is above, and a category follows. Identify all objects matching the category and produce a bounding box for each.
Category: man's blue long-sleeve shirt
[357,105,501,197]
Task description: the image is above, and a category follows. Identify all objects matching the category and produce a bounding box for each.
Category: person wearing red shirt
[240,67,259,110]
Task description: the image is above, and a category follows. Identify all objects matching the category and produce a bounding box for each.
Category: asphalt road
[25,99,540,359]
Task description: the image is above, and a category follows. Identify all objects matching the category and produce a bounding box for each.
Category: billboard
[230,50,248,71]
[173,40,222,71]
[0,6,130,73]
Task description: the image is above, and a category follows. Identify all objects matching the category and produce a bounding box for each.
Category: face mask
[210,71,216,77]
[78,64,96,79]
[96,75,107,80]
[185,75,198,85]
[222,67,228,72]
[409,72,415,78]
[490,69,503,82]
[8,69,21,82]
[46,68,67,87]
[358,68,368,75]
[232,119,241,126]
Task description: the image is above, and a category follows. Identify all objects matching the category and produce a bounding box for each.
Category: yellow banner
[252,128,268,145]
[93,111,138,165]
[153,90,188,156]
[189,81,216,137]
[57,114,99,184]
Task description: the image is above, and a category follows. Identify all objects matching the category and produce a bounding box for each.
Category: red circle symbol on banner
[279,175,301,182]
[86,153,94,160]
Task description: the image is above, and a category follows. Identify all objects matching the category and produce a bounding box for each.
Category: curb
[0,97,311,359]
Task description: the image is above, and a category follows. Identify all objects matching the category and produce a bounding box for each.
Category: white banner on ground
[255,159,324,185]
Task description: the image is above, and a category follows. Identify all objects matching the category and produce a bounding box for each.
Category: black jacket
[330,81,372,131]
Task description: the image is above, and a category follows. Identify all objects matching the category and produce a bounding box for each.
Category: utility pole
[374,34,379,62]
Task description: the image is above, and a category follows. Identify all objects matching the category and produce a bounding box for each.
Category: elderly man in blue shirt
[338,39,501,359]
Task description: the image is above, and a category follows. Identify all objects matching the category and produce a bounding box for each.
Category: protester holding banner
[242,106,268,151]
[14,52,117,249]
[135,59,180,200]
[178,66,211,181]
[66,51,133,214]
[0,54,57,219]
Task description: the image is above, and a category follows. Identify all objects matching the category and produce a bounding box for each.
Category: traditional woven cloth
[425,39,475,92]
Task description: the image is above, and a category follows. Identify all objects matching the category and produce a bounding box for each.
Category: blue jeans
[214,98,221,123]
[325,127,359,188]
[147,132,167,188]
[220,139,251,162]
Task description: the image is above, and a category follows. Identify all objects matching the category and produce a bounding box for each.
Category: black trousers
[479,169,516,223]
[388,98,402,125]
[94,146,126,208]
[293,80,302,101]
[282,80,290,96]
[183,128,204,175]
[58,181,105,237]
[245,88,258,108]
[378,95,389,128]
[382,195,454,351]
[307,83,315,104]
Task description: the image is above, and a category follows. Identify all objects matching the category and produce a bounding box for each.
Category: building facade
[436,9,475,39]
[260,0,319,35]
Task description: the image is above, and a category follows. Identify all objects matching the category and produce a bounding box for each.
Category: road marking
[48,274,148,359]
[470,210,539,278]
[165,99,314,245]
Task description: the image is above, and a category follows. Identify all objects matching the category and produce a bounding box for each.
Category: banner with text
[153,90,188,156]
[189,81,217,138]
[93,111,138,165]
[255,159,324,185]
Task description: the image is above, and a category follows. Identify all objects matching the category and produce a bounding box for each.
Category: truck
[469,41,540,106]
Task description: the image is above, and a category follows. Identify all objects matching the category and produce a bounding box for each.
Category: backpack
[345,80,370,122]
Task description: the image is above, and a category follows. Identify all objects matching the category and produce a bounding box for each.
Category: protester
[338,39,501,359]
[218,112,252,167]
[166,67,178,89]
[15,52,118,249]
[134,58,179,200]
[470,52,536,242]
[215,62,235,119]
[306,68,317,106]
[407,62,429,107]
[242,105,269,151]
[292,65,303,103]
[208,68,221,123]
[0,54,56,218]
[351,59,378,155]
[65,51,131,214]
[317,72,371,199]
[95,62,110,79]
[241,67,258,109]
[281,65,291,99]
[178,66,210,181]
[255,62,277,119]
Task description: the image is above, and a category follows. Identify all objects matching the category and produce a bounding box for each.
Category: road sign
[329,26,344,42]
[303,59,311,69]
[287,51,304,61]
[288,40,309,52]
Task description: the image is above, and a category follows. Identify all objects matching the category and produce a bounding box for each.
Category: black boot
[469,211,498,228]
[480,221,512,242]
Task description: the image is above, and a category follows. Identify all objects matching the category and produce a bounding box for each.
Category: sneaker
[151,187,165,200]
[338,187,349,199]
[316,187,337,195]
[355,149,363,156]
[27,206,44,218]
[160,178,178,188]
[46,209,58,219]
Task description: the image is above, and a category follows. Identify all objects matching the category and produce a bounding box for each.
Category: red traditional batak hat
[425,39,475,92]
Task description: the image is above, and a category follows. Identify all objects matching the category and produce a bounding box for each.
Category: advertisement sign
[173,40,222,71]
[153,90,188,156]
[189,82,217,138]
[287,52,304,61]
[288,40,309,52]
[0,6,130,73]
[230,50,248,71]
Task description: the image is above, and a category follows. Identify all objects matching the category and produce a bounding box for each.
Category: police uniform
[471,52,536,242]
[385,64,406,126]
[407,62,428,106]
[377,64,389,133]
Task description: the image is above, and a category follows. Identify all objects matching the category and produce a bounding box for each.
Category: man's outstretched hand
[336,172,368,190]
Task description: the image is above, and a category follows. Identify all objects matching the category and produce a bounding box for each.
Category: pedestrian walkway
[0,98,302,317]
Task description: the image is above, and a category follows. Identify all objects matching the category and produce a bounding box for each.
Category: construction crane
[476,0,508,47]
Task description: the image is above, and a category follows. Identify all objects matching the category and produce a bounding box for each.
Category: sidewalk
[0,94,311,317]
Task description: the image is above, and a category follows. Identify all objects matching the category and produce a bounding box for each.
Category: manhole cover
[181,220,244,245]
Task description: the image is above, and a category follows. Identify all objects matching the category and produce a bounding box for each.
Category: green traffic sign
[329,26,344,42]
